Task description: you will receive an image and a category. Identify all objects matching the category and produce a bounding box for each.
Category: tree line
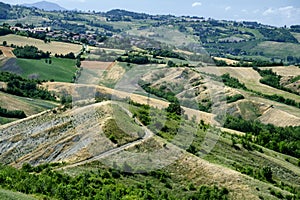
[12,45,50,59]
[0,106,26,119]
[0,72,55,101]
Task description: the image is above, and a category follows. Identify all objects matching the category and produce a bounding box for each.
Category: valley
[0,1,300,199]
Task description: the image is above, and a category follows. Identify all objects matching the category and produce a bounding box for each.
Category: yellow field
[0,34,82,55]
[263,66,300,77]
[0,46,15,58]
[213,57,239,65]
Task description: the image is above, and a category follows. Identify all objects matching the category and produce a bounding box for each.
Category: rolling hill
[0,2,300,200]
[22,1,66,11]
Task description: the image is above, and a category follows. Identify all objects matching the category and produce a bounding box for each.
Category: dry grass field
[0,46,15,58]
[213,57,239,65]
[263,66,300,77]
[0,34,82,55]
[198,67,300,102]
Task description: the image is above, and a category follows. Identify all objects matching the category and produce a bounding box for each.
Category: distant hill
[21,1,66,11]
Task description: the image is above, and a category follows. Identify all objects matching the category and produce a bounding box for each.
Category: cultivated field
[78,61,113,85]
[1,57,77,82]
[0,34,82,55]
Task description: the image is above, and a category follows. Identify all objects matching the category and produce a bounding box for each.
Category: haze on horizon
[2,0,300,27]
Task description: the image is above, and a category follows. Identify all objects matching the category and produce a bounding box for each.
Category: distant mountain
[22,1,66,11]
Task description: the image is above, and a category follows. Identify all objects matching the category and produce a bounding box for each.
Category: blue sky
[3,0,300,26]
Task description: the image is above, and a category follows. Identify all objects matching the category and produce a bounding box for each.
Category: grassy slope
[251,41,300,58]
[0,91,58,125]
[0,189,37,200]
[16,57,77,82]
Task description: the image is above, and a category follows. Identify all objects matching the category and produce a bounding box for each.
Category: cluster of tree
[290,25,300,33]
[117,54,150,64]
[12,45,50,59]
[0,163,229,200]
[0,106,26,119]
[259,93,300,108]
[214,58,283,67]
[209,72,300,109]
[225,94,245,103]
[286,56,300,65]
[139,80,178,103]
[54,52,76,59]
[129,100,151,126]
[0,72,55,101]
[258,28,298,43]
[220,73,247,90]
[87,21,121,33]
[233,163,274,183]
[0,26,13,36]
[105,9,150,20]
[148,48,185,60]
[224,115,300,158]
[254,67,299,95]
[16,30,47,41]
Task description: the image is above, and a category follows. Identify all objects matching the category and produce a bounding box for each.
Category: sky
[2,0,300,27]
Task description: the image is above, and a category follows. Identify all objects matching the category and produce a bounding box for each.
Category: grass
[238,101,262,120]
[0,34,82,55]
[0,117,16,125]
[0,91,57,124]
[251,41,300,58]
[0,188,37,200]
[291,32,300,43]
[16,57,77,82]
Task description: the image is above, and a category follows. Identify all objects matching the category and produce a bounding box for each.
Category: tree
[2,40,7,46]
[76,58,81,68]
[261,166,273,182]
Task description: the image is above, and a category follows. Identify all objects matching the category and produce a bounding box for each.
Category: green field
[16,57,77,82]
[251,41,300,58]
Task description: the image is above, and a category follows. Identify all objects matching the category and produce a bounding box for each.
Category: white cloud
[263,8,276,16]
[225,6,231,11]
[192,2,202,7]
[263,6,297,18]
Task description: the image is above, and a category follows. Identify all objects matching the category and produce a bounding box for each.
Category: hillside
[22,1,66,11]
[0,2,300,200]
